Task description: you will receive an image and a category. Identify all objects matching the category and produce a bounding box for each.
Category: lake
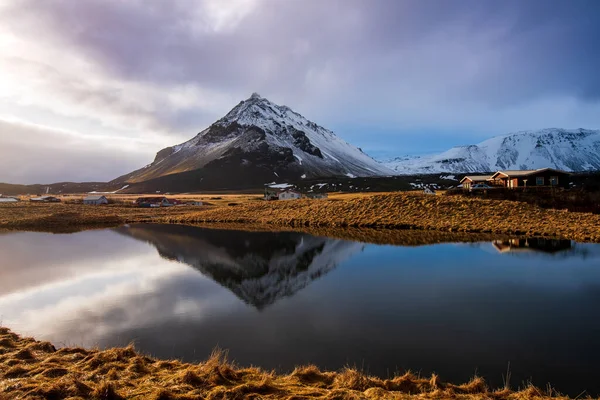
[1,224,599,396]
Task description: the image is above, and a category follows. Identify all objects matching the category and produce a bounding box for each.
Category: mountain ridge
[383,128,600,174]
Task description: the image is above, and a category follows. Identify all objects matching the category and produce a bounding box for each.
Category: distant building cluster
[264,186,328,201]
[134,197,203,208]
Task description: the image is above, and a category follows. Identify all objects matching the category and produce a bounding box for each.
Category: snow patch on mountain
[384,129,600,174]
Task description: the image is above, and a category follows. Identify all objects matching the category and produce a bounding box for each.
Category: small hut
[83,195,109,205]
[30,196,61,203]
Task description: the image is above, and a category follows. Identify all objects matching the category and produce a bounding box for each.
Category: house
[423,188,436,195]
[189,201,203,206]
[0,197,19,203]
[30,196,61,203]
[83,195,108,205]
[459,175,494,190]
[278,190,302,200]
[135,197,171,207]
[489,168,570,189]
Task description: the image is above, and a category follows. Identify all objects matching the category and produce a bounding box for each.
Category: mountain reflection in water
[115,224,364,309]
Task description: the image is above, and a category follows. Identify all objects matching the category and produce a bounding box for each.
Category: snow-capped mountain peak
[116,93,392,185]
[384,128,600,174]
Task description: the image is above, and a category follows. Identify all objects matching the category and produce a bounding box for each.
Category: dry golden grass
[27,193,264,207]
[164,193,600,242]
[1,192,599,242]
[0,327,569,399]
[0,202,192,232]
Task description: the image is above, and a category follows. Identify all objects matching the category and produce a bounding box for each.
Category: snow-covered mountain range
[384,128,600,174]
[115,93,392,186]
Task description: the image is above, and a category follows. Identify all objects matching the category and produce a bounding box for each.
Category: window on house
[536,177,544,186]
[550,176,558,186]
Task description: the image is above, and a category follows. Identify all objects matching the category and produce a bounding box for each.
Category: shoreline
[1,193,599,242]
[0,218,521,247]
[0,327,568,399]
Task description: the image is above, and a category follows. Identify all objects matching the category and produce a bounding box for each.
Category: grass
[1,192,600,242]
[0,327,570,399]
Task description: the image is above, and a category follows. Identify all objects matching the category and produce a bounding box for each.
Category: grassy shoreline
[0,327,568,399]
[1,193,599,242]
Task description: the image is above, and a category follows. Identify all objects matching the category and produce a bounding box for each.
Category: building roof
[0,197,19,202]
[490,168,570,179]
[459,175,493,183]
[84,195,107,201]
[136,197,168,203]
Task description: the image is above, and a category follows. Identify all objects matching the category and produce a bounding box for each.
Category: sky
[0,0,599,184]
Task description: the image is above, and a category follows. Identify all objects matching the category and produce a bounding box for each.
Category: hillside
[0,182,118,196]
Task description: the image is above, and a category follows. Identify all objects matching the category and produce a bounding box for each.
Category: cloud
[0,119,152,183]
[0,0,600,182]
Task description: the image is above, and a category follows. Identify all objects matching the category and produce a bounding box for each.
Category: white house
[278,190,302,200]
[0,197,19,203]
[83,195,109,205]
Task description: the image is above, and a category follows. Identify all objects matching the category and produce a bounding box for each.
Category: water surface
[1,224,599,395]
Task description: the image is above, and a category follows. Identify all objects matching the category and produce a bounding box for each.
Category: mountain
[384,128,600,174]
[114,93,392,190]
[116,224,363,309]
[0,181,121,196]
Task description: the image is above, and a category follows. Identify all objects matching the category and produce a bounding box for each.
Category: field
[1,192,599,242]
[0,327,567,400]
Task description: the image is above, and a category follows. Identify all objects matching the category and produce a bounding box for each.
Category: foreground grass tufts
[0,328,573,399]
